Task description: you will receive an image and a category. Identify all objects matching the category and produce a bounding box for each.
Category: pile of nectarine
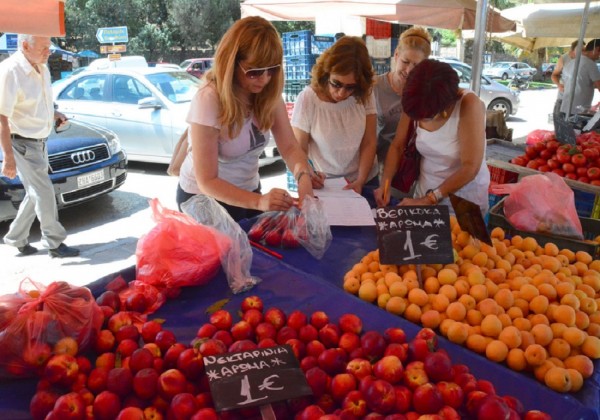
[344,216,600,393]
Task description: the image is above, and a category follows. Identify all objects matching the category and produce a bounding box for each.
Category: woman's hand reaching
[258,188,295,212]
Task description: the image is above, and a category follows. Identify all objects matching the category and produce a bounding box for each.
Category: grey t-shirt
[560,55,600,114]
[373,73,402,163]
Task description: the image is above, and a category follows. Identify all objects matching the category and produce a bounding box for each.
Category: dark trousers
[176,184,262,222]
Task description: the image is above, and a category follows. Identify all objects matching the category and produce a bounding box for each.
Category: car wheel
[488,99,511,119]
[501,73,508,80]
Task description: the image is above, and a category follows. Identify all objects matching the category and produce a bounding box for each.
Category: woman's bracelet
[296,170,311,183]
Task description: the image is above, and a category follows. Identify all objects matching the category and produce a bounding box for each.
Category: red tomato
[565,173,578,180]
[525,146,539,158]
[527,160,541,170]
[546,159,560,169]
[546,140,560,151]
[578,177,590,184]
[552,168,566,177]
[576,167,589,177]
[534,141,547,153]
[587,167,600,180]
[571,153,587,167]
[539,149,553,160]
[583,148,600,160]
[557,153,572,164]
[557,144,573,154]
[591,180,600,186]
[562,162,576,173]
[511,156,526,166]
[538,165,551,172]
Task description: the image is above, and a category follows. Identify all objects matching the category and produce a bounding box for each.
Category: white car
[53,67,281,166]
[483,61,537,80]
[438,59,520,118]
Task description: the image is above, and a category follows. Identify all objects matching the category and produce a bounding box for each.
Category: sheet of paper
[314,177,363,199]
[317,196,376,226]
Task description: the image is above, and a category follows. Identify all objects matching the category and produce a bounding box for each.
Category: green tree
[129,23,171,61]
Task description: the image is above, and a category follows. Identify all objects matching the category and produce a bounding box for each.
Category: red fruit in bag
[281,229,299,248]
[264,230,282,247]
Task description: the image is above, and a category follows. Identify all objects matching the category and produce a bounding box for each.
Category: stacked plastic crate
[282,30,334,191]
[366,18,392,75]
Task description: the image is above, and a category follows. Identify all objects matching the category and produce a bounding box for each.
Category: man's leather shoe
[17,244,38,256]
[49,243,80,258]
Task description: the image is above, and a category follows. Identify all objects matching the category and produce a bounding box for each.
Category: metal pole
[470,0,489,96]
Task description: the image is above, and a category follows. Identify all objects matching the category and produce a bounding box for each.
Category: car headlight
[105,132,122,155]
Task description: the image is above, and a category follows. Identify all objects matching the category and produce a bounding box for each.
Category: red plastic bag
[136,199,229,289]
[526,129,555,146]
[0,279,103,378]
[118,280,167,315]
[490,173,583,239]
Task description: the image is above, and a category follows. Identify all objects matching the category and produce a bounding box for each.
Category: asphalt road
[0,87,566,295]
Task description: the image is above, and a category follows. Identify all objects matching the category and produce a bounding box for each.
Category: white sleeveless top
[414,91,490,216]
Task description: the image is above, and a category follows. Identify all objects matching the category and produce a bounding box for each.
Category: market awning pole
[564,0,591,120]
[470,0,489,96]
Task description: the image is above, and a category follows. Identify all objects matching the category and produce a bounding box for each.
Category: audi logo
[71,150,96,164]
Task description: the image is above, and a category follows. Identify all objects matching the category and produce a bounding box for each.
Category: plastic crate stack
[282,30,334,103]
[366,18,391,75]
[283,30,334,191]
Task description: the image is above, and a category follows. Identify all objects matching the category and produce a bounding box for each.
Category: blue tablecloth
[0,226,599,419]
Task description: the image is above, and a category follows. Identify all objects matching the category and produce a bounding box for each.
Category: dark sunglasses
[328,79,357,93]
[238,63,281,79]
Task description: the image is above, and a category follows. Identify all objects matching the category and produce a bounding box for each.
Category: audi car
[0,120,128,223]
[483,61,537,80]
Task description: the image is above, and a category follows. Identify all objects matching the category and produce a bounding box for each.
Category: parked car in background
[438,58,520,118]
[53,67,199,164]
[180,58,214,79]
[87,55,148,71]
[483,61,537,80]
[0,120,127,223]
[53,66,281,166]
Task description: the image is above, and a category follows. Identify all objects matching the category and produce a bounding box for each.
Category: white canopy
[241,0,516,32]
[0,0,65,37]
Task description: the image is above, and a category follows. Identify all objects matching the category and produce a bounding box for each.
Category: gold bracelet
[296,170,311,183]
[425,190,438,205]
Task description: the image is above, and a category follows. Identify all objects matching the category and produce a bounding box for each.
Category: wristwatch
[425,188,443,205]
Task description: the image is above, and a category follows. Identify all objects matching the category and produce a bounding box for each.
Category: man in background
[559,38,600,116]
[0,34,79,258]
[551,39,584,116]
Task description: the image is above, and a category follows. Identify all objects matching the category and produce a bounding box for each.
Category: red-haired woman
[376,59,490,215]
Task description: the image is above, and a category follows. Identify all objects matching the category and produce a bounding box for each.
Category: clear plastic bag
[0,279,103,378]
[489,173,583,239]
[181,195,260,294]
[136,199,229,290]
[294,196,332,259]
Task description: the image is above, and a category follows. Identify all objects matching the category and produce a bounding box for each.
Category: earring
[442,110,448,118]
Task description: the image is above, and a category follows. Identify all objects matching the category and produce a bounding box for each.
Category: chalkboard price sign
[375,205,454,265]
[204,344,312,412]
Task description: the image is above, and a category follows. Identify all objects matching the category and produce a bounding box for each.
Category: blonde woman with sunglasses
[177,16,314,221]
[291,36,378,200]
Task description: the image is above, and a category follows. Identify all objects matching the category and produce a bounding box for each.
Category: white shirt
[179,83,269,194]
[0,50,54,138]
[291,86,378,183]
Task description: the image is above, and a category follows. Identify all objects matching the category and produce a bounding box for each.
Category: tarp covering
[241,0,516,32]
[0,0,65,37]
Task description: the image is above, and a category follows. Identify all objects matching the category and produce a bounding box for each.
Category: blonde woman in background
[373,27,431,165]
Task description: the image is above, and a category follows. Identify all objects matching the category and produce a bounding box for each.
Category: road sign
[96,26,128,44]
[108,54,121,62]
[100,45,127,54]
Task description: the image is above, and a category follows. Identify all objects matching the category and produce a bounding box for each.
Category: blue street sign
[96,26,128,44]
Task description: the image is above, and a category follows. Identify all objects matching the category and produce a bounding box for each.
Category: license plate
[77,170,105,188]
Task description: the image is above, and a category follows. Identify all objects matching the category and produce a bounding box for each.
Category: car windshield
[145,72,200,103]
[492,63,511,69]
[180,60,191,69]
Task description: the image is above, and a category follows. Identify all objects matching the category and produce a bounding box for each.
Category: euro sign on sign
[96,26,128,44]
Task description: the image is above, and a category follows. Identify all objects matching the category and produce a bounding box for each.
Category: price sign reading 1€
[375,205,454,265]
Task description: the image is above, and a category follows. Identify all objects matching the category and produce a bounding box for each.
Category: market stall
[0,224,598,419]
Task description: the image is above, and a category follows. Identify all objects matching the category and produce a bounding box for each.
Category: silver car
[438,59,520,118]
[53,67,281,166]
[483,61,537,80]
